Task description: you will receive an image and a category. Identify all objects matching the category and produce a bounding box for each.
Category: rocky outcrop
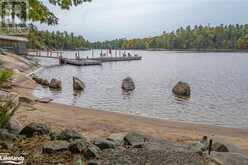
[172,81,191,97]
[43,140,70,154]
[122,77,135,91]
[1,121,247,165]
[73,77,85,91]
[20,122,49,137]
[49,78,62,89]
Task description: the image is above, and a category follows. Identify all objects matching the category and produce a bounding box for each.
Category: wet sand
[12,72,248,154]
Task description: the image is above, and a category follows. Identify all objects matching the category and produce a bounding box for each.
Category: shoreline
[10,69,248,154]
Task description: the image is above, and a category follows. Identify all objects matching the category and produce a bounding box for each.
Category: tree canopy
[28,27,90,50]
[28,0,92,25]
[91,24,248,50]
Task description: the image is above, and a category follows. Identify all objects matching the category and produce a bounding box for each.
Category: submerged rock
[122,77,135,91]
[20,122,49,137]
[73,77,85,91]
[49,78,62,89]
[41,79,49,86]
[172,81,191,97]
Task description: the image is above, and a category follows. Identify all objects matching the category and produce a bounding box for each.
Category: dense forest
[91,24,248,50]
[28,27,90,50]
[28,24,248,50]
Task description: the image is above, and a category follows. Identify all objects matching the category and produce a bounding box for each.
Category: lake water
[33,50,248,128]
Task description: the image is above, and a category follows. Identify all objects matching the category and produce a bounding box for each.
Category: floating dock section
[59,58,102,66]
[88,56,142,62]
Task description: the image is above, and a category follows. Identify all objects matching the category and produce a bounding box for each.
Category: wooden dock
[60,58,102,66]
[26,50,142,67]
[88,56,142,62]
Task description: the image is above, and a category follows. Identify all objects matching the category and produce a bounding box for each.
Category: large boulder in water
[73,77,85,91]
[49,78,62,89]
[122,77,135,91]
[172,81,191,97]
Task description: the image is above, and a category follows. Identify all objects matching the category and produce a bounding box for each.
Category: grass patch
[0,99,19,128]
[0,70,13,84]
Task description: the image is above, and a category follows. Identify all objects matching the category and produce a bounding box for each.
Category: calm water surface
[33,50,248,128]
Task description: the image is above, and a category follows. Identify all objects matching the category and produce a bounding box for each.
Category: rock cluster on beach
[0,118,247,165]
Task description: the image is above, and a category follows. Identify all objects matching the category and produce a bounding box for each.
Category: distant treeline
[28,27,90,50]
[91,24,248,50]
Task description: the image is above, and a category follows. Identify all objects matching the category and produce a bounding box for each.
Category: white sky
[37,0,248,41]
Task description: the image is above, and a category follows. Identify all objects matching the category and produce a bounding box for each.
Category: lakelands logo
[0,0,29,35]
[0,153,24,164]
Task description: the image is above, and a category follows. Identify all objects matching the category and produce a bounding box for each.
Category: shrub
[0,99,19,128]
[0,70,13,84]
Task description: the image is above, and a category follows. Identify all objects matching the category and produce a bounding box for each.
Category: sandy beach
[10,70,248,154]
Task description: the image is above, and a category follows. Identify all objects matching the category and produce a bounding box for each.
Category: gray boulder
[73,77,85,91]
[212,142,229,152]
[211,152,248,165]
[42,140,69,154]
[107,133,127,146]
[20,122,49,137]
[172,81,191,97]
[5,117,23,134]
[122,77,135,91]
[0,129,18,141]
[94,138,115,150]
[49,78,62,89]
[86,144,101,158]
[124,132,150,146]
[58,129,82,141]
[69,139,88,154]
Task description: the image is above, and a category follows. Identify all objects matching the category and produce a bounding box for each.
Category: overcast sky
[37,0,248,41]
